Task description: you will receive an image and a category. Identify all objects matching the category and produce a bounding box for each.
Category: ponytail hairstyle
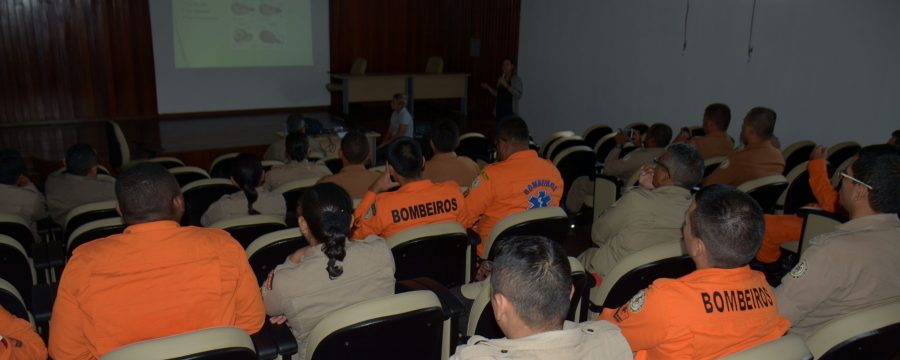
[232,153,264,215]
[299,182,353,279]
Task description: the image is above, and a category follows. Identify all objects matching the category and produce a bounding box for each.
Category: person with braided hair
[262,183,395,360]
[201,153,287,226]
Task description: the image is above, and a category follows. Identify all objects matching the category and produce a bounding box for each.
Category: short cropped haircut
[393,93,408,106]
[386,137,423,179]
[744,107,777,140]
[496,116,530,144]
[704,103,731,131]
[851,144,900,214]
[340,131,370,165]
[647,123,673,147]
[430,119,460,153]
[663,144,704,189]
[65,143,99,176]
[286,114,306,133]
[0,149,25,185]
[491,235,571,329]
[689,185,764,268]
[285,132,310,161]
[116,163,182,225]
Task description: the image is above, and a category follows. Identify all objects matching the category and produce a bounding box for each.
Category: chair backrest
[106,120,131,168]
[274,178,320,215]
[169,166,211,188]
[64,200,119,237]
[539,131,575,158]
[703,156,727,178]
[546,135,584,161]
[245,228,308,286]
[553,146,597,203]
[0,213,37,256]
[349,57,367,75]
[688,125,705,137]
[806,300,900,360]
[592,175,621,219]
[100,326,257,360]
[68,217,126,257]
[582,125,613,149]
[594,132,619,164]
[829,156,854,188]
[484,207,569,260]
[387,222,470,288]
[307,291,444,360]
[147,156,186,169]
[260,160,284,172]
[181,179,240,226]
[781,141,816,176]
[0,277,29,323]
[209,153,239,179]
[456,133,492,164]
[720,334,812,360]
[317,156,343,174]
[590,241,693,310]
[825,141,860,171]
[0,235,36,309]
[209,215,287,249]
[776,162,817,215]
[736,175,789,214]
[425,56,444,74]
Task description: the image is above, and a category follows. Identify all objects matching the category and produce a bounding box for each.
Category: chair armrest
[267,322,298,360]
[31,283,57,326]
[250,321,279,360]
[31,243,49,283]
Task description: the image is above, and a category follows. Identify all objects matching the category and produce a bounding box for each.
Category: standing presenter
[481,59,523,120]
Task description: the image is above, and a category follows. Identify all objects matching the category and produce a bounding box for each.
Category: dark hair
[689,185,764,268]
[386,137,423,179]
[299,183,353,279]
[232,153,263,215]
[116,163,182,225]
[490,235,571,329]
[0,149,26,185]
[340,131,370,164]
[744,107,777,140]
[430,119,460,153]
[851,144,900,214]
[496,116,530,144]
[704,103,731,131]
[65,143,99,176]
[286,114,307,133]
[647,123,673,147]
[285,132,310,161]
[663,144,704,189]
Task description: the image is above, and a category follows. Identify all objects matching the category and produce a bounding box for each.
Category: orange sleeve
[49,256,94,360]
[807,159,839,213]
[462,170,493,229]
[226,240,266,334]
[351,191,383,240]
[0,306,47,360]
[600,286,671,352]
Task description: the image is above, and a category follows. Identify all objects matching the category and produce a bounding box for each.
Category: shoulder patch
[364,204,377,220]
[470,171,489,190]
[628,289,647,313]
[789,258,808,279]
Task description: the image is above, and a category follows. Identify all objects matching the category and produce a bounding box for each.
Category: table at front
[330,73,469,115]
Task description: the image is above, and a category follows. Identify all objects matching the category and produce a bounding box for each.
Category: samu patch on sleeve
[789,259,808,279]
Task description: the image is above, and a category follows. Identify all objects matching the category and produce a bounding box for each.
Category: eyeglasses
[840,171,873,190]
[652,158,670,176]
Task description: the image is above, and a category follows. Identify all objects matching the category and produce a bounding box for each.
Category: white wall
[518,0,900,148]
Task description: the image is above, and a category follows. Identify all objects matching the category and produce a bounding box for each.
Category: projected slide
[173,0,313,68]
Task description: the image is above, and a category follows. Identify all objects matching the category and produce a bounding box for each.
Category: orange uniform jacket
[352,179,465,239]
[462,150,564,257]
[49,221,265,360]
[0,306,47,360]
[601,266,790,360]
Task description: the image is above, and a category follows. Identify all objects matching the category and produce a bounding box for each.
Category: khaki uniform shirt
[263,135,288,163]
[262,236,395,360]
[691,133,734,160]
[703,141,784,187]
[423,152,480,187]
[317,164,380,200]
[0,183,47,232]
[45,172,116,226]
[603,147,665,181]
[451,320,632,360]
[265,160,333,191]
[775,214,900,337]
[200,188,287,227]
[581,186,692,278]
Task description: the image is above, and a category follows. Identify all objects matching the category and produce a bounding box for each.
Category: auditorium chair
[317,156,343,174]
[583,174,621,220]
[703,156,727,178]
[0,278,31,327]
[386,222,471,288]
[106,120,165,170]
[588,241,694,317]
[553,145,597,208]
[781,140,816,176]
[245,228,308,286]
[774,161,818,215]
[209,215,287,249]
[146,156,186,169]
[805,300,900,360]
[64,200,119,238]
[51,164,112,177]
[0,213,38,256]
[582,124,613,150]
[306,291,447,360]
[100,326,258,360]
[482,207,569,261]
[546,135,586,161]
[0,235,36,312]
[456,132,492,166]
[780,209,845,258]
[736,175,789,214]
[687,125,705,137]
[68,217,126,257]
[825,141,860,171]
[720,334,811,360]
[829,156,854,187]
[625,122,649,136]
[169,166,211,187]
[539,131,575,158]
[326,57,367,93]
[261,160,284,172]
[181,179,239,226]
[594,132,619,165]
[425,56,444,74]
[209,153,239,179]
[623,167,641,188]
[274,178,319,218]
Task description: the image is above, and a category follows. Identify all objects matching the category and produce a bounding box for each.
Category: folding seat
[775,161,818,215]
[106,120,164,170]
[146,156,186,169]
[100,326,258,360]
[825,141,860,171]
[456,132,492,165]
[736,175,789,214]
[387,222,471,288]
[781,140,816,176]
[805,300,900,360]
[584,174,621,220]
[425,56,444,74]
[703,156,727,178]
[169,166,211,188]
[261,160,284,172]
[546,135,585,161]
[245,228,308,286]
[0,277,31,326]
[0,235,37,312]
[68,217,126,257]
[582,124,613,150]
[209,152,239,179]
[317,156,343,174]
[180,179,239,226]
[326,58,367,93]
[829,156,854,187]
[552,145,597,207]
[0,213,38,256]
[539,131,575,158]
[593,132,619,165]
[64,200,119,238]
[720,334,811,360]
[209,215,287,249]
[482,207,569,261]
[274,178,319,216]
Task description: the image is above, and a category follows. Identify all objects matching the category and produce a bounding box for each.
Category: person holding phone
[481,59,523,120]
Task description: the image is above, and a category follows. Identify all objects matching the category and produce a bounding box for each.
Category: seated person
[889,129,899,145]
[379,94,414,148]
[775,144,900,337]
[45,143,116,225]
[352,137,465,239]
[704,107,784,186]
[264,114,308,163]
[452,235,631,360]
[201,153,286,226]
[0,305,47,360]
[673,103,735,159]
[602,185,790,359]
[579,144,704,280]
[266,132,332,191]
[49,163,265,359]
[263,183,395,360]
[463,116,563,257]
[423,119,480,187]
[0,149,47,233]
[317,131,380,199]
